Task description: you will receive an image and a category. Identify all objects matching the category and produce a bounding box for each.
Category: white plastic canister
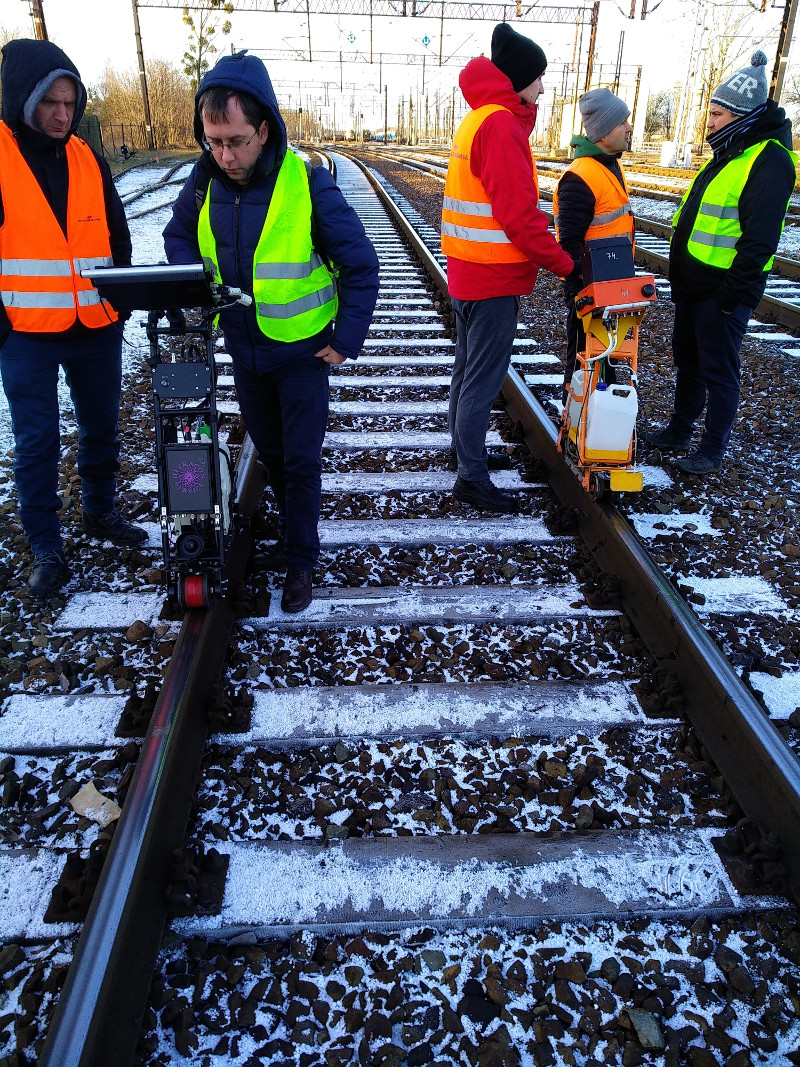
[584,382,638,455]
[566,369,586,427]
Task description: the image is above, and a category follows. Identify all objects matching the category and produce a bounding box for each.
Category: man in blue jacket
[164,52,379,612]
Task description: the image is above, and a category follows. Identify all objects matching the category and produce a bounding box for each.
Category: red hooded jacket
[446,57,574,301]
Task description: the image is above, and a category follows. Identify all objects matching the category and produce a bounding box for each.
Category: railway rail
[1,152,800,1066]
[358,145,800,332]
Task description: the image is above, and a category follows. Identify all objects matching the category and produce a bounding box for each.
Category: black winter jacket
[163,51,379,367]
[669,101,796,312]
[556,137,627,304]
[0,38,131,348]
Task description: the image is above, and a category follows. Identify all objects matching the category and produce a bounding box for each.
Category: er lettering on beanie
[710,50,769,116]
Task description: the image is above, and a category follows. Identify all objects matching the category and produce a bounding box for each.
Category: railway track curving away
[1,150,800,1066]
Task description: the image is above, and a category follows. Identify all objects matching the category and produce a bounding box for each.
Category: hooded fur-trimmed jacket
[444,56,573,301]
[163,52,379,366]
[0,38,131,348]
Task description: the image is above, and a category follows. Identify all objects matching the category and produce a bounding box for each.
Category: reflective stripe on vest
[441,105,534,264]
[197,150,337,343]
[0,121,118,332]
[672,139,798,271]
[553,156,634,244]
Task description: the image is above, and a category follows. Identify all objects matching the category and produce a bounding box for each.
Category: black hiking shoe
[28,551,70,597]
[83,510,148,547]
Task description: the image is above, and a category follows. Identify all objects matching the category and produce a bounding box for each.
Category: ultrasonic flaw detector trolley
[557,237,657,499]
[82,263,252,609]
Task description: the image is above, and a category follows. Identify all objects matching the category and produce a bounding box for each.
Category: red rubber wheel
[181,574,209,609]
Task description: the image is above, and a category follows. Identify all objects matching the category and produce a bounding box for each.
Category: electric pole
[28,0,48,39]
[770,0,798,104]
[131,0,155,150]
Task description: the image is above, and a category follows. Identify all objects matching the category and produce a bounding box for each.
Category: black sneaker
[452,476,515,514]
[281,569,313,613]
[673,451,722,476]
[83,510,148,547]
[643,425,692,451]
[28,551,70,597]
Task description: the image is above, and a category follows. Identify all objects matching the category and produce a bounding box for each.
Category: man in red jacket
[442,23,574,512]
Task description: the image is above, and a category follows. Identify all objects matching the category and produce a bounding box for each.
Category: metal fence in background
[96,122,195,157]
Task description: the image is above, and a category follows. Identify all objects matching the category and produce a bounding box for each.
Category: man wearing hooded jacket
[554,88,634,390]
[647,49,796,476]
[442,23,574,513]
[164,52,379,613]
[0,38,146,599]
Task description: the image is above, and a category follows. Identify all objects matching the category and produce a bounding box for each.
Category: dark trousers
[0,328,122,554]
[669,298,750,460]
[232,353,329,572]
[564,303,587,391]
[449,295,520,482]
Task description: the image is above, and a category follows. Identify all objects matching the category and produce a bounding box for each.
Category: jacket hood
[570,134,606,158]
[459,56,537,134]
[0,38,86,137]
[194,50,286,180]
[742,99,793,152]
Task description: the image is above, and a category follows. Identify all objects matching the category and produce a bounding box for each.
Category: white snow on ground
[213,679,648,744]
[0,850,77,940]
[632,512,721,538]
[749,670,800,717]
[54,591,165,631]
[679,574,790,615]
[173,829,741,932]
[0,694,128,750]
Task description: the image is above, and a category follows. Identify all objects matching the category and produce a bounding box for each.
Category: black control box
[580,236,635,285]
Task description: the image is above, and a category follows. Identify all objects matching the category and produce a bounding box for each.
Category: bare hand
[315,345,346,365]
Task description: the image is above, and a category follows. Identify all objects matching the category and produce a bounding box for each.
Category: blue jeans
[449,296,520,481]
[669,298,751,461]
[0,328,122,554]
[232,353,329,572]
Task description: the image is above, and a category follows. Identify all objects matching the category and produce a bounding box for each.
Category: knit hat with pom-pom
[711,50,769,116]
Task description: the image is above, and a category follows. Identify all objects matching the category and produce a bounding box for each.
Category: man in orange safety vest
[442,23,575,514]
[553,88,634,390]
[0,39,146,598]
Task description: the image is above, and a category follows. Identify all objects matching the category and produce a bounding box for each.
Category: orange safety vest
[441,104,535,264]
[553,156,634,244]
[0,121,117,332]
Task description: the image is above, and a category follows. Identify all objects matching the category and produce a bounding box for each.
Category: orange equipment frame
[558,274,657,497]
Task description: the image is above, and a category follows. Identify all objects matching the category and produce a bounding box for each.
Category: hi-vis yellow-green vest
[197,149,337,342]
[673,139,797,271]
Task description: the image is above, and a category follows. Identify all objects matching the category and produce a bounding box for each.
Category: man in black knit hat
[441,23,573,512]
[646,50,796,476]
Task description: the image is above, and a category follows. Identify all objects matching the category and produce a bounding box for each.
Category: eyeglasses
[202,129,260,154]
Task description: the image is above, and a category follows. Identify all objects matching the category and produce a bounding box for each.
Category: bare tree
[182,0,233,91]
[94,60,195,148]
[645,88,677,140]
[691,0,762,143]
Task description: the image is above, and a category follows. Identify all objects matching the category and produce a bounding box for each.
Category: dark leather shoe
[28,551,70,597]
[673,451,722,475]
[643,425,692,451]
[281,569,313,613]
[83,510,148,546]
[452,476,515,514]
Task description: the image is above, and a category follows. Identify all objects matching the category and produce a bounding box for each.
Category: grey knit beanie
[710,50,769,116]
[579,88,630,143]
